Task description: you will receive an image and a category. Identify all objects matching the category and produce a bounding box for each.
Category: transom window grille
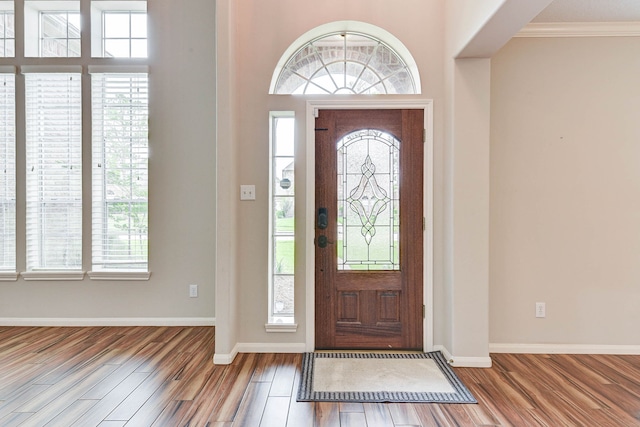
[102,11,147,58]
[25,72,82,271]
[40,11,81,57]
[91,72,149,271]
[0,5,14,57]
[337,129,400,270]
[274,32,416,95]
[0,73,15,270]
[269,112,295,323]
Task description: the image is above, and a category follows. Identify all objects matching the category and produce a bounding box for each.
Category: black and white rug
[297,351,477,403]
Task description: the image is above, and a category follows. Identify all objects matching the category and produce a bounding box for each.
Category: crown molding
[516,22,640,38]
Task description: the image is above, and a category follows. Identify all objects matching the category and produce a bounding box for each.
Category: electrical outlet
[189,284,198,298]
[535,302,546,318]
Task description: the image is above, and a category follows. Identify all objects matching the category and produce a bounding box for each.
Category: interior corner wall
[448,58,491,362]
[214,0,239,361]
[442,0,498,364]
[490,36,640,347]
[445,0,506,56]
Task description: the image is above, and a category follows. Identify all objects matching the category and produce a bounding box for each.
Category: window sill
[0,272,19,281]
[21,271,86,281]
[265,322,298,333]
[88,271,151,281]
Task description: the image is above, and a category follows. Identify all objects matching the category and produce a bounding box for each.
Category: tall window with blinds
[0,73,15,271]
[91,73,148,271]
[25,72,82,271]
[0,1,147,279]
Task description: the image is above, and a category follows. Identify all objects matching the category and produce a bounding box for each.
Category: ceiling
[532,0,640,22]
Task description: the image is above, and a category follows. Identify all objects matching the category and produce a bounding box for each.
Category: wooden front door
[315,109,424,349]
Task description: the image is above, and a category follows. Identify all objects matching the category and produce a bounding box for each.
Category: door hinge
[423,217,426,231]
[423,304,426,318]
[423,128,426,143]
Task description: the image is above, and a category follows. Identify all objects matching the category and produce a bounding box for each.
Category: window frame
[266,111,297,332]
[0,1,150,281]
[39,10,81,57]
[24,0,80,58]
[269,22,422,95]
[0,1,15,58]
[0,69,16,280]
[89,68,149,276]
[23,69,84,274]
[91,1,147,58]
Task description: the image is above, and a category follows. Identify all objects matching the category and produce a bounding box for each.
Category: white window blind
[91,73,148,271]
[0,73,15,270]
[25,72,82,271]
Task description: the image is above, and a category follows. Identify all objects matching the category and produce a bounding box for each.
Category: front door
[315,109,424,349]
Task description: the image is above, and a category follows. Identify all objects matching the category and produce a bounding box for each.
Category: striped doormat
[297,351,477,403]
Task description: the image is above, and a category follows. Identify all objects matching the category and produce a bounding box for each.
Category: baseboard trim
[213,342,306,365]
[490,343,640,355]
[236,342,307,354]
[434,345,493,368]
[213,343,240,365]
[0,317,216,327]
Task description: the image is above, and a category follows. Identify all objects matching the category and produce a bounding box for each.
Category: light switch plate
[240,185,256,201]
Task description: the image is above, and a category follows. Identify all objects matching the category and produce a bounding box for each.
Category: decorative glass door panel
[337,130,400,271]
[315,109,424,350]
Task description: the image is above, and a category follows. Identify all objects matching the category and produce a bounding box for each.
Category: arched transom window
[272,30,419,95]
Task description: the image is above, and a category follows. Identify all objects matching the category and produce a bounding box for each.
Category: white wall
[0,0,217,322]
[490,36,640,348]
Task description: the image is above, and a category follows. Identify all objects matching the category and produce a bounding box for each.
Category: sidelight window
[268,112,295,326]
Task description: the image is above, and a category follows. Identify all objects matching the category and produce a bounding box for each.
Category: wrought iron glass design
[275,32,415,95]
[337,129,400,270]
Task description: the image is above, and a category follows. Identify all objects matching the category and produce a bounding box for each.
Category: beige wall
[0,0,217,321]
[230,0,445,346]
[490,36,640,346]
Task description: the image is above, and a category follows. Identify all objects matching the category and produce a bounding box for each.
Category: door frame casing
[304,99,434,352]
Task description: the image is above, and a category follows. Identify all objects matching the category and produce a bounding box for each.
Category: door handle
[317,207,328,230]
[317,235,334,248]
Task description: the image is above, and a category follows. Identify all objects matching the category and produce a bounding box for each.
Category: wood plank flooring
[1,326,640,426]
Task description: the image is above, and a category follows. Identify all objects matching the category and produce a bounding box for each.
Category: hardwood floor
[1,326,640,426]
